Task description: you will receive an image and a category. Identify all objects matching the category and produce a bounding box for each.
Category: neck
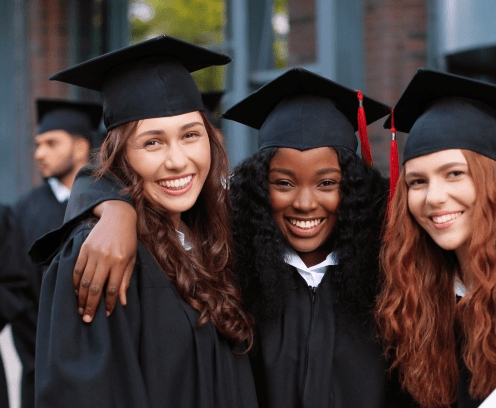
[297,242,332,268]
[58,161,88,189]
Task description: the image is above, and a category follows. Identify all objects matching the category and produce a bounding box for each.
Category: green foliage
[129,0,226,91]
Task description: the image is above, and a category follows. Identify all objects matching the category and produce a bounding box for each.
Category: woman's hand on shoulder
[73,200,138,322]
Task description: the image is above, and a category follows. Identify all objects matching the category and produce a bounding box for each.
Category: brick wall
[364,0,427,174]
[287,0,317,66]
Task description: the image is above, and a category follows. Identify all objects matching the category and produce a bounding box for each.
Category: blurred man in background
[10,99,102,408]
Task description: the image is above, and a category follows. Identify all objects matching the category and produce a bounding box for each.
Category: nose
[164,142,188,171]
[34,145,45,161]
[425,179,449,207]
[292,187,318,212]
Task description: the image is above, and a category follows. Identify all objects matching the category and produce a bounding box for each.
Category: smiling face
[405,149,476,261]
[125,111,211,228]
[268,147,342,267]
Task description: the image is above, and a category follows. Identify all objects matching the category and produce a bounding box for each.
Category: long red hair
[95,111,254,350]
[376,149,496,407]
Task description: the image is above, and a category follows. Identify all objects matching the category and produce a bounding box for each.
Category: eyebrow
[269,167,341,176]
[405,162,468,178]
[135,121,205,139]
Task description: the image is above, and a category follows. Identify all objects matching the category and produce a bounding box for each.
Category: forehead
[35,129,74,143]
[270,147,341,169]
[404,149,468,173]
[134,111,204,134]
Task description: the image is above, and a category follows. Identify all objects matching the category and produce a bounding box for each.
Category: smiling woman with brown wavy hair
[376,68,496,408]
[30,36,257,408]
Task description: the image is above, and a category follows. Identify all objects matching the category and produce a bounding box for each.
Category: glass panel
[128,0,227,92]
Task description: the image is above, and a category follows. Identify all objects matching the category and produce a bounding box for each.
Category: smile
[157,175,194,196]
[430,211,462,227]
[286,218,326,235]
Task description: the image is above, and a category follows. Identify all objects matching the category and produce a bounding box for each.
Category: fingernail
[106,311,110,317]
[75,289,79,296]
[83,314,92,323]
[78,307,84,315]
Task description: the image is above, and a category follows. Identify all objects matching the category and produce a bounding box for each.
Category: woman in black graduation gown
[55,68,417,408]
[376,68,496,408]
[30,36,258,408]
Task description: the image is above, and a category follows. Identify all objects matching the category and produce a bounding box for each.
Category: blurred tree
[272,0,289,69]
[129,0,226,91]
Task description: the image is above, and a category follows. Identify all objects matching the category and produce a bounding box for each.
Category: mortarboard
[201,91,224,129]
[49,35,232,131]
[384,68,496,163]
[222,68,391,165]
[37,99,102,144]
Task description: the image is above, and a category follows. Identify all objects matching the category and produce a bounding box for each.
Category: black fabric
[49,35,231,131]
[0,204,32,408]
[250,266,415,408]
[37,99,102,144]
[39,170,421,408]
[201,91,223,128]
[382,68,496,163]
[29,166,133,267]
[10,184,67,408]
[222,68,391,151]
[34,223,258,408]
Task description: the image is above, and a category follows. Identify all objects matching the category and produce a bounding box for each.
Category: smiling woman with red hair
[376,68,496,408]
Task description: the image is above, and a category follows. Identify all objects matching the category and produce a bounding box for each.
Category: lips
[429,211,462,229]
[156,174,195,196]
[286,217,326,234]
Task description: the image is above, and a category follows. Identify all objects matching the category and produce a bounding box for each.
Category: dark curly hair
[230,146,388,327]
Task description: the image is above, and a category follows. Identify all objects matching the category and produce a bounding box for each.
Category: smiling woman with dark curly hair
[57,68,417,408]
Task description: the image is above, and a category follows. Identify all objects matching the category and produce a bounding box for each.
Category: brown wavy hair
[376,149,496,407]
[94,111,254,350]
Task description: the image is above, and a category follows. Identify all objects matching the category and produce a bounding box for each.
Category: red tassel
[388,108,400,217]
[355,90,373,167]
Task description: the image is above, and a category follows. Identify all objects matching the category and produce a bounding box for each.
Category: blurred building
[0,0,128,204]
[1,0,496,201]
[221,0,496,173]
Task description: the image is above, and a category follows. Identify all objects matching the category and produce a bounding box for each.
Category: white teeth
[289,218,323,229]
[158,175,193,189]
[432,212,462,224]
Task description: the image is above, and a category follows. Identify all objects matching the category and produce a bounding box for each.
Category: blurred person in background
[10,99,102,408]
[0,204,31,408]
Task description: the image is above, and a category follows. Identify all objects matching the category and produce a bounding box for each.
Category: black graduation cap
[384,68,496,163]
[37,99,102,144]
[49,35,232,131]
[222,68,391,156]
[201,91,224,129]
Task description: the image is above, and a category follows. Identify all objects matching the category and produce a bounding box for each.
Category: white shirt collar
[454,274,467,297]
[176,230,192,251]
[284,248,337,287]
[47,177,71,203]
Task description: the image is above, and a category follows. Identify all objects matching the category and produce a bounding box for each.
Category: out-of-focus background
[0,0,495,406]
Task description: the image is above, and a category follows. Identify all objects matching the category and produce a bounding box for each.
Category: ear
[73,137,91,162]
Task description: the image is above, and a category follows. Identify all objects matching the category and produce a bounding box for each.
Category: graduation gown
[10,183,67,408]
[30,222,258,408]
[0,204,32,408]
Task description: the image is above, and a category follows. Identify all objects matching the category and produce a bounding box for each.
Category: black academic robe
[30,222,258,408]
[50,166,480,408]
[10,183,67,408]
[0,204,32,408]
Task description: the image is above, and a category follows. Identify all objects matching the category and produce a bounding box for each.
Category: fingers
[73,248,89,296]
[104,262,127,317]
[118,260,135,308]
[77,254,97,317]
[82,260,110,323]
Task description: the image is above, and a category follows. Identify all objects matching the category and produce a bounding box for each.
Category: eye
[407,178,425,187]
[183,131,201,140]
[270,180,293,188]
[319,179,339,188]
[448,170,464,178]
[144,140,161,148]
